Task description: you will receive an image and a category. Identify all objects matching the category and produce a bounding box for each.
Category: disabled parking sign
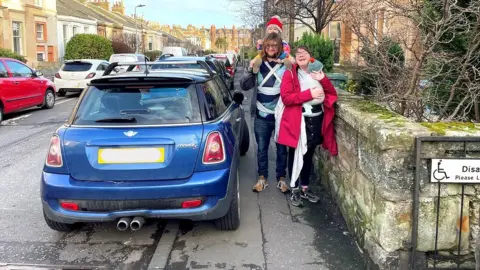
[431,159,480,183]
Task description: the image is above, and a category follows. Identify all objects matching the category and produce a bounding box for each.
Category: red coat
[277,65,338,156]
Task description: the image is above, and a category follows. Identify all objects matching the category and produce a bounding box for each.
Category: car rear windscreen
[62,62,93,72]
[110,55,137,63]
[72,84,202,125]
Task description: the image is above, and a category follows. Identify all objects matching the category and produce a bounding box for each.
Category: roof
[96,70,211,83]
[64,59,108,64]
[57,0,115,23]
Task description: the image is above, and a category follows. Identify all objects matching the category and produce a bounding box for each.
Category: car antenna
[144,57,149,76]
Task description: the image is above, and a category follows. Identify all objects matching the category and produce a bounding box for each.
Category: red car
[0,58,56,123]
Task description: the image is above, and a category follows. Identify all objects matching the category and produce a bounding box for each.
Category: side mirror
[0,71,7,78]
[233,90,244,104]
[35,71,43,77]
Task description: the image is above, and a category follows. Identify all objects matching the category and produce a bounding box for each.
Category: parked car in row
[152,56,234,91]
[108,53,149,73]
[209,54,235,77]
[54,60,109,97]
[0,57,56,123]
[41,60,250,232]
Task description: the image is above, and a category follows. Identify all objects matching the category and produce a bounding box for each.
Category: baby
[252,16,294,73]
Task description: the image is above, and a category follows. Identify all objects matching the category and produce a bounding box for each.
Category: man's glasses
[265,44,278,49]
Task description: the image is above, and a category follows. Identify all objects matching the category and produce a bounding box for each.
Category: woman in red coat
[277,45,338,207]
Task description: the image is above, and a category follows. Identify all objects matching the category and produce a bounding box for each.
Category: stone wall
[313,91,480,269]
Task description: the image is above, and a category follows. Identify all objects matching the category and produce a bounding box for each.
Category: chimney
[112,1,125,14]
[91,0,110,11]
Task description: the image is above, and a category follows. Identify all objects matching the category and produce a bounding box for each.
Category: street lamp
[134,4,146,53]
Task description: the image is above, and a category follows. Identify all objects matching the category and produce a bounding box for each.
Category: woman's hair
[294,45,312,56]
[262,32,283,60]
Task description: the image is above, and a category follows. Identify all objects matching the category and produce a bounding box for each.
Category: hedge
[64,34,113,60]
[0,48,27,63]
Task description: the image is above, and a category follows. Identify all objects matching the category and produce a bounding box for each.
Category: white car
[108,54,148,73]
[54,59,109,97]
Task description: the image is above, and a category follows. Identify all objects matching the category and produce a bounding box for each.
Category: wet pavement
[0,67,365,270]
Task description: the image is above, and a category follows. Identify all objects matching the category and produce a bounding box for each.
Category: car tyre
[240,119,249,156]
[57,89,66,97]
[43,211,75,232]
[42,89,55,109]
[215,169,240,231]
[0,106,3,124]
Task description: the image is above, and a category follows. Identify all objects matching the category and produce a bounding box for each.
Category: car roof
[97,69,214,83]
[157,56,215,62]
[64,59,107,64]
[0,57,23,62]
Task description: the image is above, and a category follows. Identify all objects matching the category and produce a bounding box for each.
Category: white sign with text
[431,159,480,183]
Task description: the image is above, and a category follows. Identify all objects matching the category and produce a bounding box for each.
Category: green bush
[204,49,217,55]
[0,48,27,63]
[144,50,162,60]
[64,34,113,60]
[294,32,334,72]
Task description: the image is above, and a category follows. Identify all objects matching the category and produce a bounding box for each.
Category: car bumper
[55,79,90,91]
[41,168,235,224]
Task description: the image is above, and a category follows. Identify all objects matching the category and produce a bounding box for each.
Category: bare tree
[272,0,351,33]
[345,0,480,122]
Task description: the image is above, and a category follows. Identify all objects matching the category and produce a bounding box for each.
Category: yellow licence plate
[98,148,165,164]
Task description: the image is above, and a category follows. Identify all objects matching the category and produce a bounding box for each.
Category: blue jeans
[254,117,287,180]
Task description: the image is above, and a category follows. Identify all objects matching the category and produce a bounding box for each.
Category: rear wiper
[95,117,137,123]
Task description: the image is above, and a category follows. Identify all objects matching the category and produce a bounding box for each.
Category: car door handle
[236,117,241,122]
[14,81,19,85]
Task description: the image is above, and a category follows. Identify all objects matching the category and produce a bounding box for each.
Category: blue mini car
[41,60,250,232]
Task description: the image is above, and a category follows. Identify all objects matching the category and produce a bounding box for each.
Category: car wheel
[57,89,66,97]
[215,169,240,231]
[43,211,75,232]
[0,106,3,124]
[43,89,55,109]
[240,119,249,156]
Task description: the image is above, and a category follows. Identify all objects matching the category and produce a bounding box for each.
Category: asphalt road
[0,68,364,270]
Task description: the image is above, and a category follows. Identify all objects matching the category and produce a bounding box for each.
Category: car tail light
[46,135,63,167]
[60,201,79,211]
[54,73,61,79]
[181,199,203,208]
[202,132,225,164]
[85,72,96,79]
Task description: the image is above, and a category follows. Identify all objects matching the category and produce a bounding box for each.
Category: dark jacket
[239,68,258,117]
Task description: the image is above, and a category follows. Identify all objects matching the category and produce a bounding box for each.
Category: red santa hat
[266,15,283,33]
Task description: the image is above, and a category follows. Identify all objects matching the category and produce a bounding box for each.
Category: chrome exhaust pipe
[130,217,145,231]
[117,217,132,231]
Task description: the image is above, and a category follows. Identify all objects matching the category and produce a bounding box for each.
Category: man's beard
[265,51,278,59]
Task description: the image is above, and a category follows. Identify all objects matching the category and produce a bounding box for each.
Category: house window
[34,0,42,6]
[148,37,153,51]
[37,45,45,62]
[84,26,89,33]
[36,23,46,41]
[37,52,44,62]
[63,24,68,44]
[72,26,78,36]
[329,21,341,40]
[12,21,23,55]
